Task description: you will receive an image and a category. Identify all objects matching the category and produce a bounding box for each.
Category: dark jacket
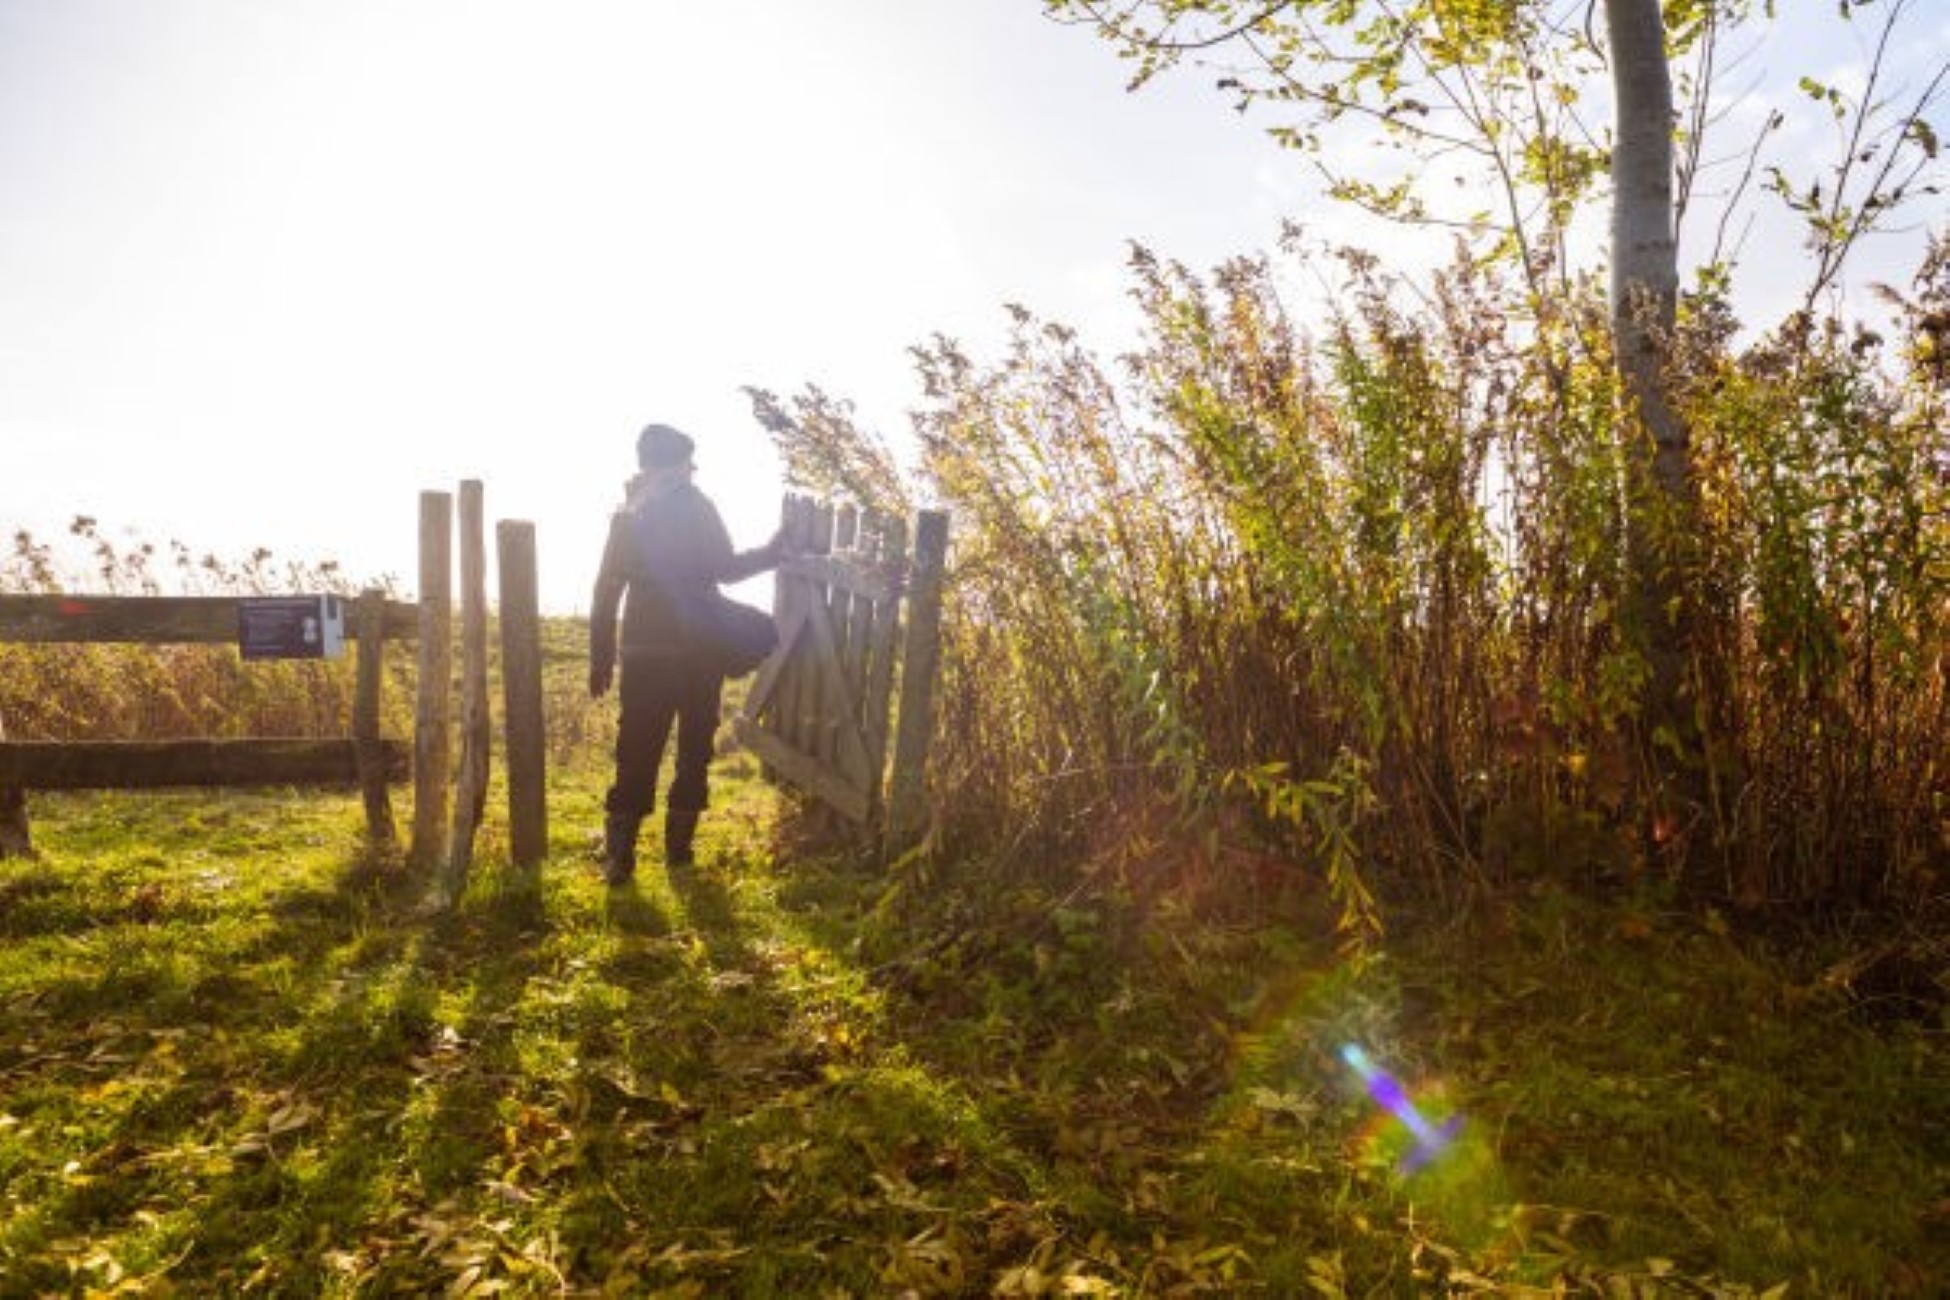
[590,477,778,677]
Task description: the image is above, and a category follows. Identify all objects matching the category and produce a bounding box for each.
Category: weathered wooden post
[497,519,547,870]
[411,490,453,871]
[862,512,905,820]
[825,503,858,770]
[353,588,396,848]
[806,501,836,767]
[0,712,31,860]
[773,496,812,766]
[446,479,491,895]
[799,501,845,837]
[840,508,875,726]
[885,509,949,857]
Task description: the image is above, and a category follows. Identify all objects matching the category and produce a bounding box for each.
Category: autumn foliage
[761,231,1949,916]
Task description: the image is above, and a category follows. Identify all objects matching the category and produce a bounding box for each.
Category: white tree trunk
[1606,0,1685,493]
[1608,0,1730,875]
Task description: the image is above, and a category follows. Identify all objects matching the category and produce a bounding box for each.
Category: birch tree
[1044,0,1943,859]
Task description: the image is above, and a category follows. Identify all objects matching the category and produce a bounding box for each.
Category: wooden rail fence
[734,494,948,857]
[0,483,548,886]
[0,591,415,848]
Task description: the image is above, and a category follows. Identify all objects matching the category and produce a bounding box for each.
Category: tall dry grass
[0,520,411,744]
[1,520,625,775]
[761,231,1948,918]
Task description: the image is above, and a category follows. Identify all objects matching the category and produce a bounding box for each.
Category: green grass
[1,765,1943,1296]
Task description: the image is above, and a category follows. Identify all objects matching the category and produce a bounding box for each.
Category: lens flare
[1340,1042,1462,1173]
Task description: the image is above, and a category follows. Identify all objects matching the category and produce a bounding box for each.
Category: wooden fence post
[802,501,836,768]
[863,512,905,821]
[0,713,31,860]
[444,479,491,897]
[354,588,396,848]
[775,496,813,764]
[885,509,949,857]
[498,520,547,871]
[411,490,453,871]
[826,504,859,770]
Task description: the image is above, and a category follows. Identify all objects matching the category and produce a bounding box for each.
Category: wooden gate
[733,495,948,855]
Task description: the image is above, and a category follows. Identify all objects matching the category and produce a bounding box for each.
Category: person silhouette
[587,423,785,881]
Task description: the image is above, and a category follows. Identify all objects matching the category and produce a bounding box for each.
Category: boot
[602,812,642,884]
[664,809,700,868]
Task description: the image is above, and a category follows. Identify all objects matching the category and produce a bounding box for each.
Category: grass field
[1,760,1944,1296]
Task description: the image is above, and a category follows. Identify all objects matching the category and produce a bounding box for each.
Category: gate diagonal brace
[737,588,877,806]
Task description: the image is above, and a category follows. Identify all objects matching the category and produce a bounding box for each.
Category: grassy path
[1,768,1944,1295]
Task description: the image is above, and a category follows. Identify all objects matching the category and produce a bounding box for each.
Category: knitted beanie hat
[636,423,695,470]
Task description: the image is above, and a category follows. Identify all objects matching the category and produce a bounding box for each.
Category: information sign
[238,595,345,660]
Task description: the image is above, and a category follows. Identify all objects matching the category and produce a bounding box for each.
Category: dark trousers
[604,651,723,818]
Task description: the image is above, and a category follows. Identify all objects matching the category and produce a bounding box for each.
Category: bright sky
[3,1,1944,613]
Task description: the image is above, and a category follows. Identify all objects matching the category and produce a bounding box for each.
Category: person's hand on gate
[764,525,795,564]
[589,660,613,699]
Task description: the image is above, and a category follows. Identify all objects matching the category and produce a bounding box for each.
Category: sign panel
[237,595,345,660]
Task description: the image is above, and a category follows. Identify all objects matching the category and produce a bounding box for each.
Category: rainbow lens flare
[1340,1042,1462,1173]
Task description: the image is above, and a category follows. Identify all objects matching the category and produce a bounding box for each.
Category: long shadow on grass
[174,865,572,1291]
[572,848,1137,1293]
[0,827,456,1290]
[556,848,851,1286]
[0,787,642,1296]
